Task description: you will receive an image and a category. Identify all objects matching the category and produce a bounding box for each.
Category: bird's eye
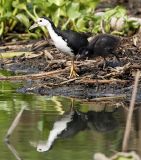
[39,20,42,22]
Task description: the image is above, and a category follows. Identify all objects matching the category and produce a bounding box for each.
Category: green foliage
[0,0,99,39]
[0,0,140,40]
[91,6,140,35]
[92,6,125,33]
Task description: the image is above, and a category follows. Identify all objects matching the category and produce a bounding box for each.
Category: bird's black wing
[56,29,89,54]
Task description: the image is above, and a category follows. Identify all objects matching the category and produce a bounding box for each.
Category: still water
[0,80,141,160]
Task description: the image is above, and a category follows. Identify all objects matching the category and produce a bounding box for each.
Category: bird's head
[29,17,52,30]
[76,47,91,60]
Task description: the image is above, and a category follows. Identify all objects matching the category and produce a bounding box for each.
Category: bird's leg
[69,59,79,78]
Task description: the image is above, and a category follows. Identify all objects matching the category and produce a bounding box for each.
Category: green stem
[1,0,5,5]
[25,8,36,21]
[62,19,70,30]
[72,19,78,31]
[33,5,38,18]
[10,21,17,31]
[0,22,4,36]
[26,6,48,37]
[9,0,19,31]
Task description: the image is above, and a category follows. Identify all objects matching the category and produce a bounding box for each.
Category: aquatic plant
[0,0,140,40]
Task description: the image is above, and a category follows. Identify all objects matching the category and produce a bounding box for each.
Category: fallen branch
[0,68,68,81]
[130,64,141,69]
[0,51,33,59]
[31,40,50,51]
[76,79,129,84]
[101,63,131,79]
[59,77,79,85]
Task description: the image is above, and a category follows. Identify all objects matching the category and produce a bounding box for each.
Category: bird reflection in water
[37,100,118,152]
[87,110,118,132]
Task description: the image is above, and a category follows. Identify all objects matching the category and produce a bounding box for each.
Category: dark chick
[77,34,120,62]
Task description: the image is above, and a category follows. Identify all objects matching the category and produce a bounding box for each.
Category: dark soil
[1,32,141,101]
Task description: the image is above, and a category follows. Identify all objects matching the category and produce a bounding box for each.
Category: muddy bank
[0,33,141,100]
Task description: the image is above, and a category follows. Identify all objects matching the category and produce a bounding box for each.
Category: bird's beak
[29,23,38,30]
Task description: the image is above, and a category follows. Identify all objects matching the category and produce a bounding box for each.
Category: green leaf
[67,2,81,20]
[104,6,126,21]
[48,0,64,6]
[52,6,66,26]
[76,18,86,31]
[2,0,13,11]
[79,0,99,9]
[16,13,30,28]
[12,2,27,10]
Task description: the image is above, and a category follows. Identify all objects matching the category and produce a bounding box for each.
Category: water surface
[0,77,141,160]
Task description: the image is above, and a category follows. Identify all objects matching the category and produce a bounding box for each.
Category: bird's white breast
[37,111,74,152]
[46,24,74,56]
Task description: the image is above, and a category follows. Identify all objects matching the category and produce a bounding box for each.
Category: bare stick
[122,70,140,151]
[88,95,126,101]
[6,142,22,160]
[59,78,79,85]
[0,69,68,81]
[5,106,26,141]
[77,79,129,85]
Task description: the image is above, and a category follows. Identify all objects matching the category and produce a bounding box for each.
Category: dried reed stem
[122,70,140,151]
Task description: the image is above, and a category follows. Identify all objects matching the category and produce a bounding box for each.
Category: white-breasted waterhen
[77,34,120,66]
[29,17,89,78]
